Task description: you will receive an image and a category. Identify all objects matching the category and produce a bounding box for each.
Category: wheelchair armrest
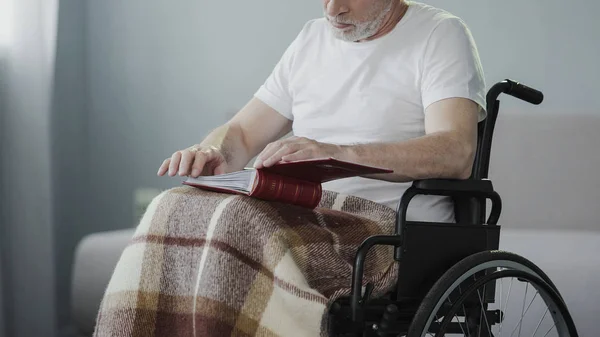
[412,178,494,196]
[394,178,502,246]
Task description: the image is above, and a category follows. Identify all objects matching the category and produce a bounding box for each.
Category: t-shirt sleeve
[254,35,299,120]
[420,17,487,121]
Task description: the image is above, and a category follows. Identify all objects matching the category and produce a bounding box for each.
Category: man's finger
[281,149,312,163]
[178,150,196,176]
[261,143,302,167]
[191,151,208,178]
[254,142,280,168]
[168,152,182,176]
[255,138,310,168]
[157,158,170,176]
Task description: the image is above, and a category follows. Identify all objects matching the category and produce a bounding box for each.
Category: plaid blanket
[93,186,398,337]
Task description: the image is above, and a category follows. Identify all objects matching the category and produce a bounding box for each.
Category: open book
[183,158,393,208]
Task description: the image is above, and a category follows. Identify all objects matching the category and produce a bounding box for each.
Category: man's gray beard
[327,0,394,42]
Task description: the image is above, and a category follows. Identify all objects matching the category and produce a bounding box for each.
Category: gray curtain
[1,53,6,337]
[0,0,59,336]
[1,18,9,337]
[0,220,5,337]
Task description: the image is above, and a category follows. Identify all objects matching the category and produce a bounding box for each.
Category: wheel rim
[419,260,574,337]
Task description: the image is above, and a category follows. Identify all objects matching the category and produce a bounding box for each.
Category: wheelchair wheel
[407,251,578,337]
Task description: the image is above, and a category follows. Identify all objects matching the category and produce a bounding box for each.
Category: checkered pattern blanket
[93,186,398,337]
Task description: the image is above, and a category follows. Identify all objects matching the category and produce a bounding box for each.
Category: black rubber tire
[406,250,569,337]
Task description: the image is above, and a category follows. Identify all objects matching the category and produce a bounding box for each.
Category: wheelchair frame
[327,79,567,336]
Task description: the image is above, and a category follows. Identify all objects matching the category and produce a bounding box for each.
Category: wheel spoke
[464,311,471,336]
[445,290,470,337]
[458,284,471,337]
[430,314,440,337]
[500,278,514,337]
[500,277,503,335]
[510,290,540,337]
[532,308,549,337]
[477,287,493,337]
[520,283,529,337]
[478,288,483,336]
[542,322,557,337]
[524,291,539,317]
[453,314,467,336]
[509,282,530,337]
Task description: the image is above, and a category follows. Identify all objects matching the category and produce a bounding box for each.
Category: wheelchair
[327,80,579,337]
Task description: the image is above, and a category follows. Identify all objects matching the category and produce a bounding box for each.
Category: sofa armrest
[71,229,135,336]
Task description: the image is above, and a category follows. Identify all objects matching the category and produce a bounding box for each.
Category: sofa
[71,229,135,336]
[70,112,600,336]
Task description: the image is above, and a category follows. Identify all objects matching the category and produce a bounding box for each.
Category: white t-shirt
[254,1,486,222]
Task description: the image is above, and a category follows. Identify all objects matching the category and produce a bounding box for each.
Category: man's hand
[157,145,229,178]
[254,136,346,169]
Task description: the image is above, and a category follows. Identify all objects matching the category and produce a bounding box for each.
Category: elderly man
[95,0,485,336]
[158,0,485,223]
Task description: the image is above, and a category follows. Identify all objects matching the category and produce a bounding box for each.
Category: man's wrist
[337,144,361,163]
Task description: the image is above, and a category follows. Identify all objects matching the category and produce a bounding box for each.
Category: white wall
[425,0,600,114]
[86,0,322,230]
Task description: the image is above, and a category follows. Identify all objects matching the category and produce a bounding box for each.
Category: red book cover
[251,169,323,208]
[183,157,393,209]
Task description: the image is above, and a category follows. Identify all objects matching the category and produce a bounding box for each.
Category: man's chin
[330,29,370,42]
[327,21,375,42]
[331,31,353,42]
[327,26,354,41]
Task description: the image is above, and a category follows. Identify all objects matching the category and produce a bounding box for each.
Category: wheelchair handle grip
[504,79,544,105]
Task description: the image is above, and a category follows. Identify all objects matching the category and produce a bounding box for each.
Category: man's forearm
[340,131,475,182]
[199,123,252,172]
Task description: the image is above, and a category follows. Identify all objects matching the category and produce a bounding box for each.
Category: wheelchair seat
[327,80,579,337]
